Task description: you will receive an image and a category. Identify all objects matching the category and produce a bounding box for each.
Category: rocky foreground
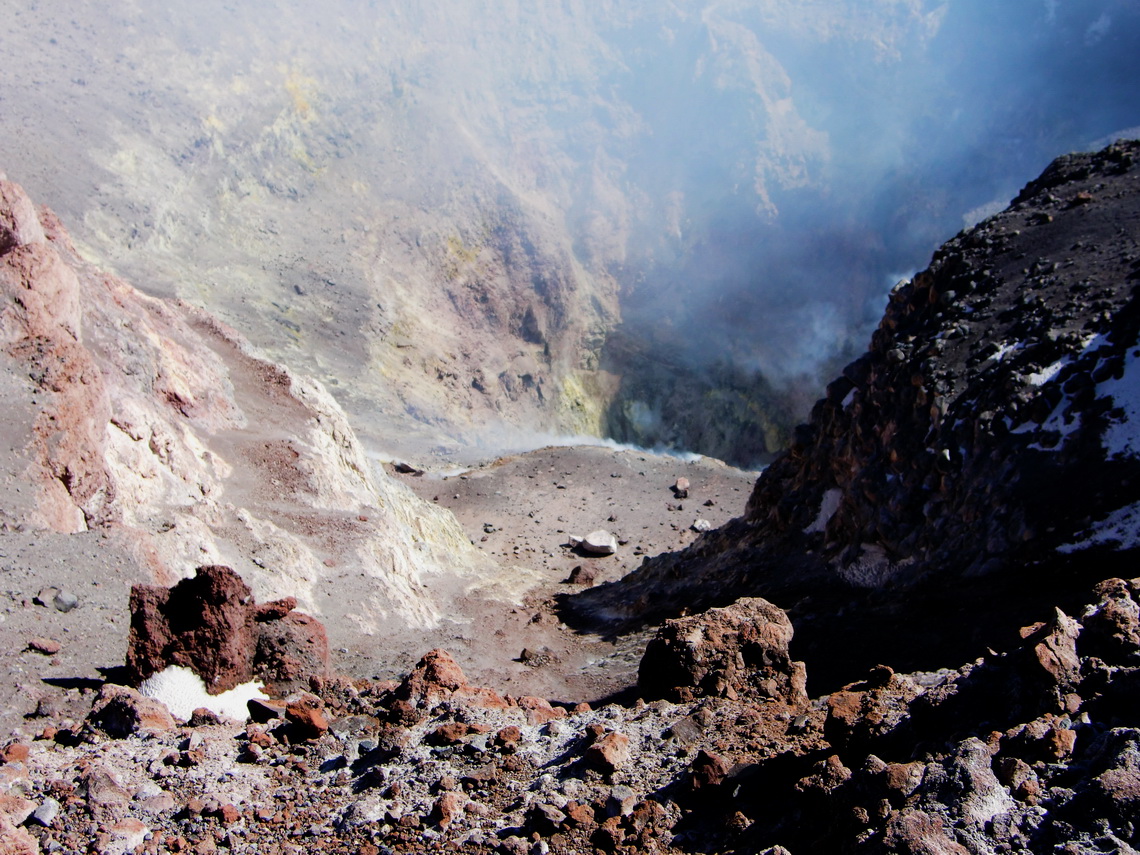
[4,142,1140,854]
[4,562,1140,855]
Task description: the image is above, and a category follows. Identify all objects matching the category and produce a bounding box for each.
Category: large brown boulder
[637,597,808,704]
[125,565,328,695]
[255,610,330,696]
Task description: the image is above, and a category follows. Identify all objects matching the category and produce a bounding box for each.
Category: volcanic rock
[86,684,176,738]
[638,598,808,704]
[0,814,39,855]
[579,530,618,556]
[254,610,329,695]
[584,731,631,775]
[125,565,328,694]
[284,692,329,740]
[824,667,922,752]
[569,139,1140,692]
[25,638,60,656]
[1080,577,1140,664]
[126,566,259,692]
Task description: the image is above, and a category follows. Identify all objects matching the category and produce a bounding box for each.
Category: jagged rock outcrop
[567,140,1140,688]
[125,565,326,695]
[638,598,808,705]
[0,173,490,637]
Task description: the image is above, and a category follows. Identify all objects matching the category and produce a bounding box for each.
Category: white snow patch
[805,488,842,534]
[841,387,856,409]
[1081,332,1109,355]
[993,341,1020,362]
[1060,500,1140,553]
[139,665,267,722]
[1098,347,1140,459]
[1027,358,1067,387]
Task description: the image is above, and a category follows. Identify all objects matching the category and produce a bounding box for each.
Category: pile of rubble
[6,565,1140,853]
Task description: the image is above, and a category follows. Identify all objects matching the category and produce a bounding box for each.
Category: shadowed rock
[638,597,808,704]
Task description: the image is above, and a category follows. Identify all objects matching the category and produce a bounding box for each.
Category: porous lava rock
[86,684,176,738]
[638,597,807,704]
[125,565,328,695]
[824,665,921,753]
[392,648,509,711]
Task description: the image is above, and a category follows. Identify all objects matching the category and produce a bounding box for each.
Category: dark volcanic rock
[126,565,258,692]
[638,598,807,705]
[567,139,1140,690]
[125,564,329,694]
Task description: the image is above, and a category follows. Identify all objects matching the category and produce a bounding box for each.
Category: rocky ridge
[567,139,1140,687]
[6,560,1140,853]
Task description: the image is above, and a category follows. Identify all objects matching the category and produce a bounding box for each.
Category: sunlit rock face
[565,141,1140,688]
[0,175,489,633]
[2,2,1137,464]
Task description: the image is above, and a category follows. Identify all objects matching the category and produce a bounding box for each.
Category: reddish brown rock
[428,722,486,746]
[0,813,39,855]
[494,726,522,748]
[430,792,467,829]
[584,731,631,775]
[0,744,30,765]
[1002,716,1077,763]
[284,692,329,740]
[126,565,329,695]
[638,598,808,704]
[881,809,970,854]
[255,597,298,621]
[1031,608,1081,687]
[564,565,598,586]
[1080,578,1140,664]
[824,666,922,752]
[254,611,329,695]
[515,695,564,725]
[884,762,926,799]
[87,684,176,738]
[0,794,35,825]
[26,637,61,656]
[396,648,469,705]
[126,565,258,692]
[689,749,729,793]
[79,764,131,812]
[0,178,46,255]
[565,801,597,830]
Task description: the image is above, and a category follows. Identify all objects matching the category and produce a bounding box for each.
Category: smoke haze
[1,0,1138,463]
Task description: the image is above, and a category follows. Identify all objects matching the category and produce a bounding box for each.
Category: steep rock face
[566,141,1140,686]
[0,174,489,632]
